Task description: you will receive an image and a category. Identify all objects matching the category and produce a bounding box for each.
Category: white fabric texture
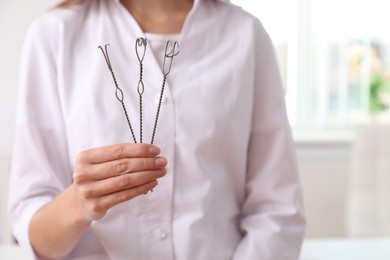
[8,0,305,259]
[144,33,180,69]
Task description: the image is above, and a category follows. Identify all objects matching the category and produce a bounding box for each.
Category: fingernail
[149,145,161,156]
[155,168,166,177]
[155,157,167,166]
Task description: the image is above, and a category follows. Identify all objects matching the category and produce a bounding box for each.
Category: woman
[8,0,306,259]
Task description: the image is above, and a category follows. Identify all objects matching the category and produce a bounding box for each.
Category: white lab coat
[8,0,305,259]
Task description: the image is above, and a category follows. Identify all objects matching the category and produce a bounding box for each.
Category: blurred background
[1,0,390,259]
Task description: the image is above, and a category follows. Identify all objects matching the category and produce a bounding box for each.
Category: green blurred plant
[348,42,390,113]
[369,72,390,111]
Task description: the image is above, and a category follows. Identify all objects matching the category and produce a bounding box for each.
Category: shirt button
[152,228,167,240]
[154,94,167,105]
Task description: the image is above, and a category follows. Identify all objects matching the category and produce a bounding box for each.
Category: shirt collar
[112,0,230,18]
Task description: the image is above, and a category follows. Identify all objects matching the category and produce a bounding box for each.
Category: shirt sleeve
[233,20,306,260]
[7,17,72,256]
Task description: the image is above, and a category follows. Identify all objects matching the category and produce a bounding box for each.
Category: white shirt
[8,0,306,259]
[144,33,180,71]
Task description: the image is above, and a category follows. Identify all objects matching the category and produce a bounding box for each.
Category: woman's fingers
[78,168,166,198]
[74,156,167,182]
[104,180,158,208]
[72,143,167,221]
[81,180,158,221]
[77,143,161,164]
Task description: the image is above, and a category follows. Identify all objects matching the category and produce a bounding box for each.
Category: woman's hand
[28,143,166,259]
[72,143,167,223]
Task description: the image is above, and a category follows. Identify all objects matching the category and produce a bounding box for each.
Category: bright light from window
[232,0,390,135]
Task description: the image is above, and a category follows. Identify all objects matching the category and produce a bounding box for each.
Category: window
[232,0,390,134]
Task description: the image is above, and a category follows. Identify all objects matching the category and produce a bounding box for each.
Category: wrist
[67,184,93,227]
